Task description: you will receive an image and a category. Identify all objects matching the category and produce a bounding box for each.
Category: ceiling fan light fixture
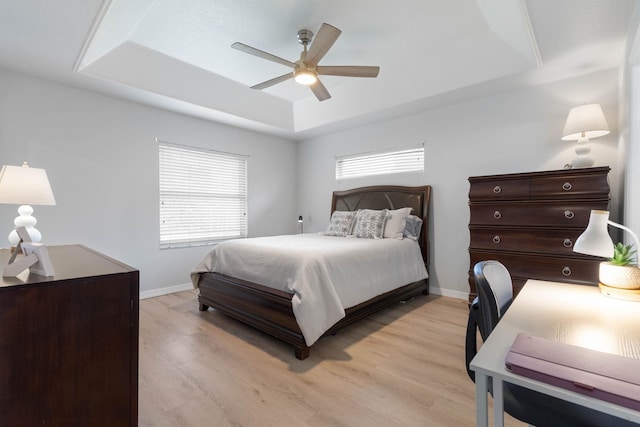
[232,23,378,101]
[294,69,317,85]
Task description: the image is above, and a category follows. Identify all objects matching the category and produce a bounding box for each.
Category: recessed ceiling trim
[75,0,156,71]
[72,0,114,72]
[80,41,295,130]
[476,0,543,68]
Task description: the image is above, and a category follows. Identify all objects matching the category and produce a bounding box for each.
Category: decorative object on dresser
[0,161,56,245]
[0,245,139,427]
[561,103,610,169]
[467,166,610,303]
[2,227,55,277]
[573,209,640,300]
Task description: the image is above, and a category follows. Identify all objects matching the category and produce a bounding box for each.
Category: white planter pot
[599,262,640,290]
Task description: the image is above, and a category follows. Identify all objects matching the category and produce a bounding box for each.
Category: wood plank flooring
[138,290,524,426]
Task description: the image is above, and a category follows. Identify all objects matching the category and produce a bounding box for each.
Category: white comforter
[190,234,428,346]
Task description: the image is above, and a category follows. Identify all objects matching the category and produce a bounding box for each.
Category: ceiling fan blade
[310,79,331,101]
[305,23,341,67]
[231,42,297,68]
[251,73,293,90]
[317,66,380,78]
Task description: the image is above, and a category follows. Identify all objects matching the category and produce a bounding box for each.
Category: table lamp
[0,162,56,245]
[573,210,640,300]
[561,104,610,168]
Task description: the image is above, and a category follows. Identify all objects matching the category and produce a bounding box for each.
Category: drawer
[469,250,600,285]
[531,174,610,199]
[468,178,530,201]
[469,200,609,227]
[469,227,585,256]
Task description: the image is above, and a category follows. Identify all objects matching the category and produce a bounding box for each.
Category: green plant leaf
[610,242,637,266]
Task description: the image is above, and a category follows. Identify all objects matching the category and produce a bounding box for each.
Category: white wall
[629,70,640,241]
[0,69,297,295]
[297,69,622,299]
[0,66,626,300]
[623,5,640,243]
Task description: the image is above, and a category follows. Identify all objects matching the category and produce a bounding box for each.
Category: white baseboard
[140,282,193,300]
[429,286,468,300]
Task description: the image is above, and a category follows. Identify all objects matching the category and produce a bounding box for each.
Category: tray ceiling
[0,0,635,139]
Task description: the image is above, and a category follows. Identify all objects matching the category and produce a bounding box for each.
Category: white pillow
[383,207,413,239]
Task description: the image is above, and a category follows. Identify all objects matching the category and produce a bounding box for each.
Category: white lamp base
[570,137,595,168]
[8,205,42,245]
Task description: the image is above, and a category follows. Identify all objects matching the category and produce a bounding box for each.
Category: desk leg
[492,377,504,427]
[475,372,489,427]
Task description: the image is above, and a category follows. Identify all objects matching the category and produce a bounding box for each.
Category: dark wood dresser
[0,244,139,426]
[467,167,610,302]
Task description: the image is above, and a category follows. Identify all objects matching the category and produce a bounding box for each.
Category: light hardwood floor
[138,290,524,426]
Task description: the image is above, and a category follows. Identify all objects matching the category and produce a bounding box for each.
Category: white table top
[470,279,640,422]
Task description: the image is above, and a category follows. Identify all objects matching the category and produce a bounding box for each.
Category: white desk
[470,279,640,427]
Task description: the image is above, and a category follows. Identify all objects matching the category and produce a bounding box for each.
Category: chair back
[473,260,513,340]
[465,260,513,381]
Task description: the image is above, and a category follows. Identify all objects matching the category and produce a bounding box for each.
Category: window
[335,146,424,180]
[158,141,247,249]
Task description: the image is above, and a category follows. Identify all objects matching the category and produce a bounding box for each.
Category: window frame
[158,140,248,249]
[335,145,425,180]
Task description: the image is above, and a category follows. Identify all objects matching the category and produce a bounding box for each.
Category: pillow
[323,211,356,236]
[403,215,424,241]
[383,207,413,239]
[352,209,389,239]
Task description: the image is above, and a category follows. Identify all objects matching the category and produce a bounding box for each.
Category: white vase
[599,262,640,289]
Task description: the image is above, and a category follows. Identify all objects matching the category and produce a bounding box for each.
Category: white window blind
[159,141,247,249]
[335,146,424,180]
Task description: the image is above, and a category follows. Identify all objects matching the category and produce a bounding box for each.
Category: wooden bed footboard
[198,272,428,360]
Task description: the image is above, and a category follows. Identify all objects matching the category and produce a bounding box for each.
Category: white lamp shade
[561,104,610,141]
[0,163,56,205]
[573,210,614,258]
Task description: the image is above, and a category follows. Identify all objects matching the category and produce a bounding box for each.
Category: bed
[191,185,432,359]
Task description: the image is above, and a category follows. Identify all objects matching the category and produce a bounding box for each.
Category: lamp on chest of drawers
[0,162,56,245]
[573,210,640,300]
[561,103,610,169]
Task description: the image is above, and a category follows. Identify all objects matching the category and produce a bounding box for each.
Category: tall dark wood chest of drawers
[0,245,139,426]
[467,167,610,303]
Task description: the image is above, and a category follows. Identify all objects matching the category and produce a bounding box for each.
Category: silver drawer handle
[564,210,575,219]
[562,267,572,276]
[494,210,502,219]
[493,236,501,244]
[563,238,573,248]
[493,185,502,194]
[563,182,572,191]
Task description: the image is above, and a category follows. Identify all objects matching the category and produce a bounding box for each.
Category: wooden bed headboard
[331,185,432,267]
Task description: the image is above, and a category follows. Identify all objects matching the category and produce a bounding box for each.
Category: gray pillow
[352,209,389,239]
[403,215,423,240]
[323,211,356,236]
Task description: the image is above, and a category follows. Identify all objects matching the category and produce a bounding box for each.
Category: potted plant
[599,242,640,289]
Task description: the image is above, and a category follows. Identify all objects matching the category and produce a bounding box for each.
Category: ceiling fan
[231,23,380,102]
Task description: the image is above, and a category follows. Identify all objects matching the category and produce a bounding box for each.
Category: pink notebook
[505,333,640,411]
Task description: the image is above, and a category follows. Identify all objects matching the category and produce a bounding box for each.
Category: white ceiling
[0,0,636,140]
